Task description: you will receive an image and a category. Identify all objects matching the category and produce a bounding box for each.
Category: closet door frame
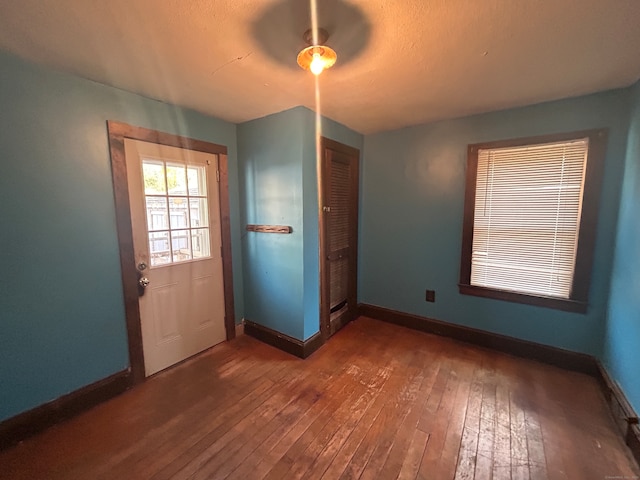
[319,137,360,340]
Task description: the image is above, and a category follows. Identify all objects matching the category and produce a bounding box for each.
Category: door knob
[137,262,148,271]
[139,277,150,288]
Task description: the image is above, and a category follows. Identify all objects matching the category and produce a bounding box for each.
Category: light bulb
[309,53,324,75]
[297,42,336,75]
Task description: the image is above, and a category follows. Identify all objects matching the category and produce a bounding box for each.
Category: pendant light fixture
[297,28,337,76]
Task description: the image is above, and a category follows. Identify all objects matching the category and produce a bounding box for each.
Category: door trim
[107,121,235,384]
[319,137,360,340]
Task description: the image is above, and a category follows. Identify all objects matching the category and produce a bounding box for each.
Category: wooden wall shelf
[245,224,292,234]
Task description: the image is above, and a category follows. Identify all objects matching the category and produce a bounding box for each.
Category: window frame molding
[458,128,608,313]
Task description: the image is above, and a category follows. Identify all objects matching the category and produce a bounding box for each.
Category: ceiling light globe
[310,54,325,75]
[296,37,336,75]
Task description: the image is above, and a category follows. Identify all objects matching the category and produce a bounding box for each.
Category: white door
[124,139,226,376]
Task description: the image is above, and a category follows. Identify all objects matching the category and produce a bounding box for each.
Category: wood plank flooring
[1,317,638,479]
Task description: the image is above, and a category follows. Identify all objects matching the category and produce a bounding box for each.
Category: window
[142,160,211,266]
[459,129,607,312]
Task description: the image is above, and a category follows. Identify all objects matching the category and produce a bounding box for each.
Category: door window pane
[191,229,211,258]
[146,196,168,231]
[188,166,207,196]
[189,198,209,228]
[166,164,187,195]
[143,161,166,194]
[171,230,192,262]
[149,231,171,266]
[142,158,213,267]
[169,197,189,229]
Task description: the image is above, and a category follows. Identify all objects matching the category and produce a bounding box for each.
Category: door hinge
[216,170,220,182]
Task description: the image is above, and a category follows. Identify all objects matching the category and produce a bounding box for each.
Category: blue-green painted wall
[238,107,362,341]
[360,90,630,355]
[0,51,244,422]
[322,114,365,154]
[238,108,306,339]
[604,80,640,413]
[301,109,319,340]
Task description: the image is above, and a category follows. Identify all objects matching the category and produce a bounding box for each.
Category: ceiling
[0,0,639,134]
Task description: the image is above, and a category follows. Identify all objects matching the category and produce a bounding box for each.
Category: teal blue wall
[301,109,319,340]
[0,51,243,422]
[604,80,640,413]
[238,108,306,339]
[238,107,363,341]
[322,115,365,153]
[360,90,630,355]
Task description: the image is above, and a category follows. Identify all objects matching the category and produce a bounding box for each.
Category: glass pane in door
[189,198,209,228]
[166,164,187,195]
[149,231,171,266]
[187,166,207,196]
[191,229,211,258]
[142,158,212,267]
[143,162,166,195]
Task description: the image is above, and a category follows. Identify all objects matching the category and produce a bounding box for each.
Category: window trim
[458,129,608,313]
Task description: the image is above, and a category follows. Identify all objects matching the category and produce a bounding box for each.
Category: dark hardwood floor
[1,317,638,479]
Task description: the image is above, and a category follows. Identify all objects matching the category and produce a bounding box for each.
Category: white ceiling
[1,0,639,134]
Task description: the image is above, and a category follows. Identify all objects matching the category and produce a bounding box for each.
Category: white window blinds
[470,139,589,298]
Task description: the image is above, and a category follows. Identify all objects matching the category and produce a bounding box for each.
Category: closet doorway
[319,137,360,339]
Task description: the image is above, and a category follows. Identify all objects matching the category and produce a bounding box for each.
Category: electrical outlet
[425,289,435,302]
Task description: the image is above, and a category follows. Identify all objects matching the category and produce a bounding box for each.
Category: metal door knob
[139,277,150,288]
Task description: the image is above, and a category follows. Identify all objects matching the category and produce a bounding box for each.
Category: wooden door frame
[107,121,236,384]
[319,137,360,340]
